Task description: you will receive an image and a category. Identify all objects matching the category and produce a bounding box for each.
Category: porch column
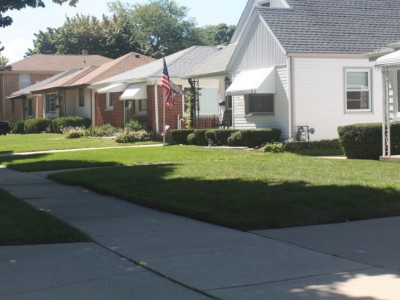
[382,69,391,157]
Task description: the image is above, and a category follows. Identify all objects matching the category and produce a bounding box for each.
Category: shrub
[115,130,151,143]
[11,120,25,134]
[85,124,121,137]
[171,129,194,145]
[228,129,281,148]
[193,129,208,146]
[24,118,51,134]
[52,117,91,133]
[124,120,144,132]
[64,129,85,139]
[259,142,286,153]
[186,133,197,145]
[285,139,342,151]
[205,129,237,146]
[338,122,400,160]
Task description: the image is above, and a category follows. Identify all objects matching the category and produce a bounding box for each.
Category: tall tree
[130,0,201,58]
[197,23,236,46]
[0,0,78,28]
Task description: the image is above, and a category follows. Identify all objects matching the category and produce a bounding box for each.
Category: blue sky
[1,0,247,63]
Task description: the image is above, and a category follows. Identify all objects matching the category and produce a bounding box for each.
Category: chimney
[82,49,89,55]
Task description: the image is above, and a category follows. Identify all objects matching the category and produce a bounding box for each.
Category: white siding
[230,15,286,73]
[233,66,290,139]
[66,89,91,118]
[65,90,77,116]
[293,57,383,140]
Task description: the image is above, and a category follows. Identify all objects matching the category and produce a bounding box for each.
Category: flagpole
[163,88,166,149]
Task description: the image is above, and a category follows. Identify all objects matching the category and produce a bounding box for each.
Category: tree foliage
[0,0,78,28]
[26,0,236,59]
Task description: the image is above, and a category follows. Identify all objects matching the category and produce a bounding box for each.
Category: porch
[380,155,400,162]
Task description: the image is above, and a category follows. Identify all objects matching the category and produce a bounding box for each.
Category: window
[79,89,85,107]
[138,99,147,113]
[226,96,232,110]
[27,98,33,117]
[345,69,372,111]
[106,92,114,110]
[46,93,57,112]
[245,94,274,114]
[19,74,31,89]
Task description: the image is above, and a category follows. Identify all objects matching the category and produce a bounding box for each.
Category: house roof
[258,0,400,55]
[184,44,238,78]
[5,54,112,73]
[8,68,80,99]
[31,52,155,92]
[91,46,221,87]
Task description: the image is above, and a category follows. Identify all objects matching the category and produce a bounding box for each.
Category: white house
[187,0,400,141]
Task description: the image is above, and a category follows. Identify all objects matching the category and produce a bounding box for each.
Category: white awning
[119,83,147,101]
[376,50,400,67]
[97,83,127,94]
[226,67,276,96]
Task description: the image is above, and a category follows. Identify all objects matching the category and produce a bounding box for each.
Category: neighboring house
[0,53,112,122]
[90,46,222,133]
[28,52,155,125]
[186,0,400,141]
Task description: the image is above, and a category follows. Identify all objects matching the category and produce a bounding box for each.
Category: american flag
[160,58,174,109]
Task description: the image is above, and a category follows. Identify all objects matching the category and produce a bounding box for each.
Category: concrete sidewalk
[1,166,400,299]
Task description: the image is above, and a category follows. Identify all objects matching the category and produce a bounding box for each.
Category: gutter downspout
[288,55,295,141]
[154,83,159,134]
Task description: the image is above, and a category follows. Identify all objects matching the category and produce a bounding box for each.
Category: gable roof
[30,52,155,93]
[91,46,220,87]
[5,54,112,73]
[184,44,238,78]
[8,68,80,99]
[258,0,400,55]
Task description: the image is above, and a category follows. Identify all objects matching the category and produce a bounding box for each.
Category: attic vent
[135,54,141,58]
[259,0,271,7]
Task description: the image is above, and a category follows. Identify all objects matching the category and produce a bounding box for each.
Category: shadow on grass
[49,164,400,231]
[286,149,345,157]
[0,154,121,172]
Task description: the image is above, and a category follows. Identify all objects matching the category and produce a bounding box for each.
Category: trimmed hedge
[171,129,194,145]
[24,118,51,134]
[285,139,342,151]
[338,122,400,160]
[205,129,237,146]
[228,129,281,148]
[52,117,91,133]
[186,130,208,146]
[11,120,25,134]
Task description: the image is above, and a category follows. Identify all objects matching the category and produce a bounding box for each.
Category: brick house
[90,46,224,134]
[0,53,112,122]
[15,52,154,125]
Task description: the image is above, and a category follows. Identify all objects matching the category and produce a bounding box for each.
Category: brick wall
[95,92,125,127]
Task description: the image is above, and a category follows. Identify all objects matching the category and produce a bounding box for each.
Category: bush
[228,129,281,148]
[285,139,342,151]
[11,120,25,134]
[186,133,197,145]
[64,129,85,139]
[85,124,121,137]
[115,130,151,143]
[52,117,91,133]
[171,129,194,145]
[338,122,400,160]
[124,120,144,132]
[205,129,237,146]
[24,118,51,134]
[259,142,286,153]
[193,129,208,146]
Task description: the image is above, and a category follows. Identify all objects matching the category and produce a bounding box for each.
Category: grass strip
[0,189,89,246]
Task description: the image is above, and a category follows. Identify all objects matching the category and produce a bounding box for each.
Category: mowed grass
[0,146,392,230]
[0,133,158,153]
[0,189,89,246]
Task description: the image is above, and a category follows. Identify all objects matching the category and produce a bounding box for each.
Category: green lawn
[1,145,399,230]
[0,189,89,246]
[0,133,158,153]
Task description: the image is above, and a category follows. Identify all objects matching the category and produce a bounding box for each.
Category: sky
[1,0,247,64]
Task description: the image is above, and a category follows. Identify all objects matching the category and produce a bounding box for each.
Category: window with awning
[97,83,128,94]
[226,67,276,96]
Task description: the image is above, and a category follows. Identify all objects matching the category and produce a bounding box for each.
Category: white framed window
[345,69,372,112]
[46,93,58,113]
[106,92,114,110]
[245,94,274,115]
[79,89,85,107]
[138,99,147,113]
[19,74,31,89]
